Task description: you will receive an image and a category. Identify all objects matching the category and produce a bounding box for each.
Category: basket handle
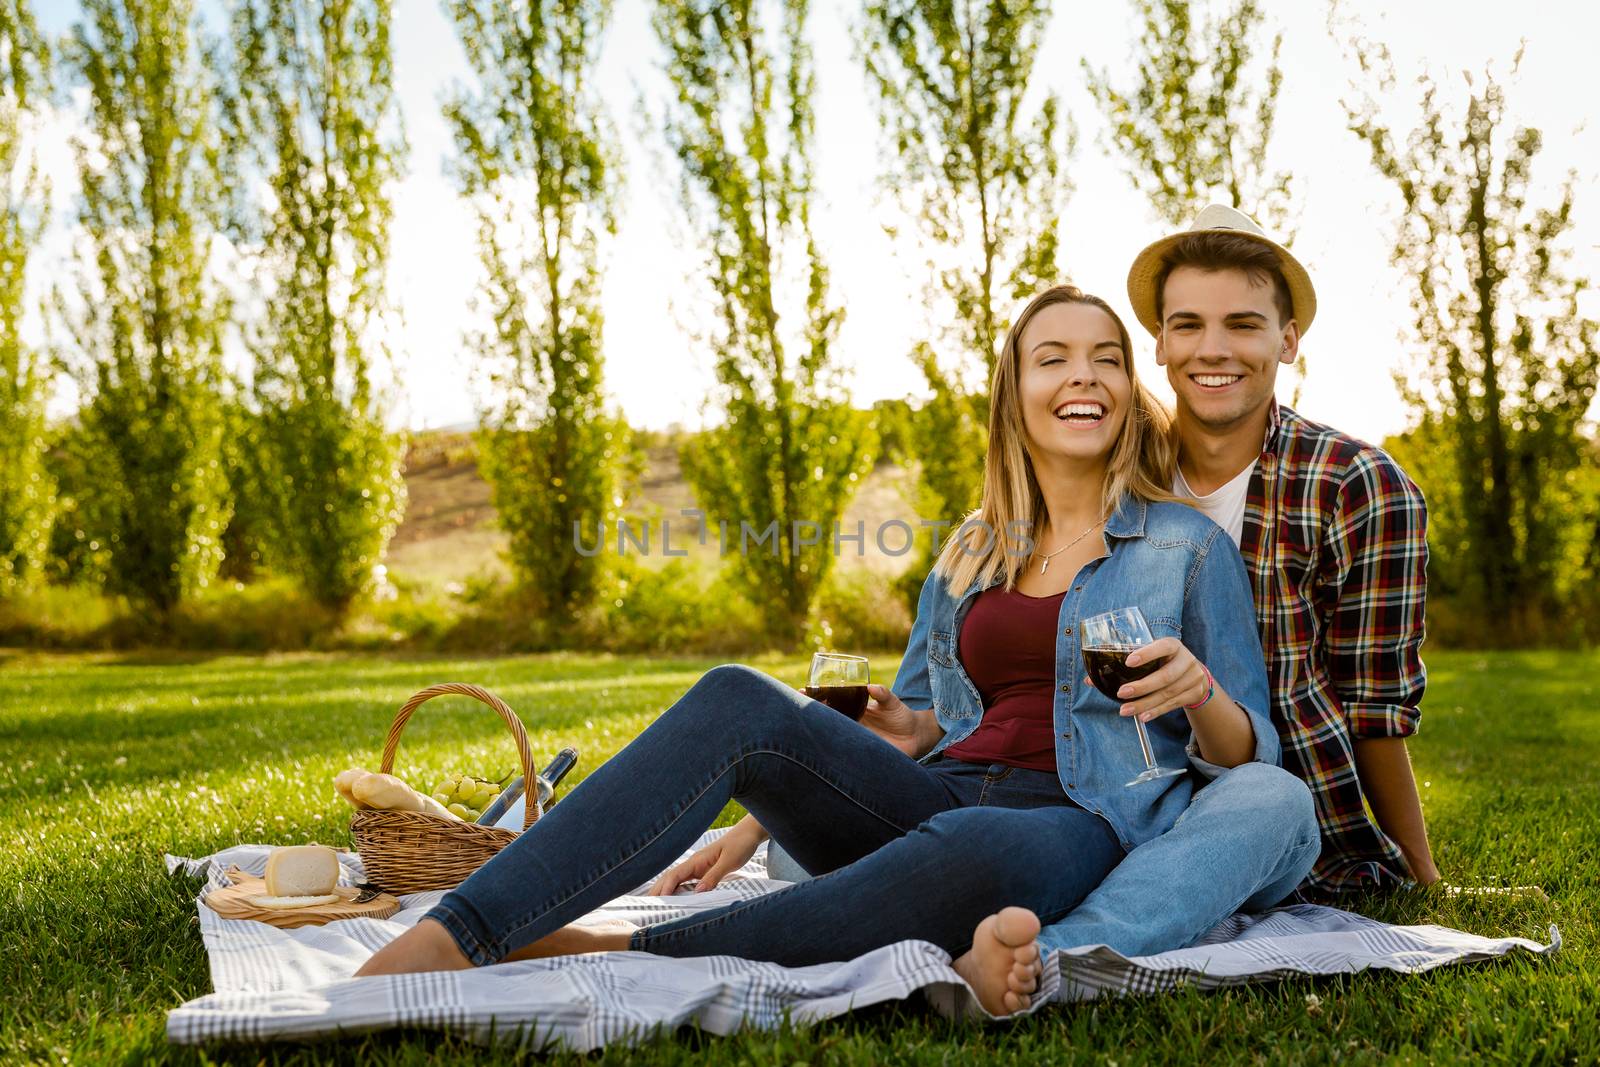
[378,683,540,830]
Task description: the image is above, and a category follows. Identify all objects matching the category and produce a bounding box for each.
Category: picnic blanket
[165,830,1559,1051]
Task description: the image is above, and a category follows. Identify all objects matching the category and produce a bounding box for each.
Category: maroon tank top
[942,586,1065,772]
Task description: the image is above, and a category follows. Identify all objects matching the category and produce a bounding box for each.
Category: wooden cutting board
[203,866,402,928]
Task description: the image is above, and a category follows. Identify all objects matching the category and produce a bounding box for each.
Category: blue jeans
[427,664,1122,966]
[1035,761,1321,957]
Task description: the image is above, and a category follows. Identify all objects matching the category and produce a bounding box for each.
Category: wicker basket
[350,682,541,894]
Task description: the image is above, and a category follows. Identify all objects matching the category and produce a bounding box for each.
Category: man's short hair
[1154,232,1294,327]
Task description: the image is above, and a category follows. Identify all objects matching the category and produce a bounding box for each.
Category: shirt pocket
[1149,617,1182,640]
[927,631,977,720]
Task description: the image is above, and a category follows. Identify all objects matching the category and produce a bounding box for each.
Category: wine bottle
[477,747,580,827]
[534,747,579,806]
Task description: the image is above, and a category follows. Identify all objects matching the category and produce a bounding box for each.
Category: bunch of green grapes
[431,773,504,822]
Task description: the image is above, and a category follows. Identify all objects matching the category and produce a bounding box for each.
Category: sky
[24,0,1600,445]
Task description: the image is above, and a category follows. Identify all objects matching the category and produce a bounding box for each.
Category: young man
[1034,204,1437,958]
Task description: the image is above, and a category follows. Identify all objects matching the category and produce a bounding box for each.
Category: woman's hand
[859,684,925,758]
[1108,638,1257,768]
[648,816,767,895]
[1106,638,1212,721]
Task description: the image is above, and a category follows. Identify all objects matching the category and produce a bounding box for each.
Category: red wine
[802,684,869,720]
[1082,645,1165,701]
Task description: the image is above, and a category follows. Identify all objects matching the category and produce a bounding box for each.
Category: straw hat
[1125,204,1316,338]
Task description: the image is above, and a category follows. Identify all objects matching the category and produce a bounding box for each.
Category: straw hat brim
[1126,229,1317,338]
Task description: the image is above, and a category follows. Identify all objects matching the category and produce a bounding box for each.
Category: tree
[1084,0,1292,232]
[42,423,115,587]
[442,0,628,617]
[220,0,407,614]
[1345,42,1598,643]
[58,0,232,615]
[655,0,873,643]
[1085,0,1301,399]
[859,0,1070,602]
[0,0,52,597]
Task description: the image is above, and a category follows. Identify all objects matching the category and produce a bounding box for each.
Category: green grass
[1,648,1595,1065]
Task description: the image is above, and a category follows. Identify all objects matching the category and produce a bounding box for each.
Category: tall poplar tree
[1084,0,1292,232]
[655,0,872,643]
[1345,42,1598,642]
[220,0,407,613]
[60,0,232,614]
[859,0,1069,601]
[442,0,627,617]
[0,0,52,597]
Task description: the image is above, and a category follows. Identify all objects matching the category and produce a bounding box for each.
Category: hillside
[387,432,927,592]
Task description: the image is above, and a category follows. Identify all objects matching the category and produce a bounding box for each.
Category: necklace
[1035,516,1106,574]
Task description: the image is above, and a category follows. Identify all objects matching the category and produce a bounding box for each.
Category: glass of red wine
[803,653,870,720]
[1081,607,1187,786]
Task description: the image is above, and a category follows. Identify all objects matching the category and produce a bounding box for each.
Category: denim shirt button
[1060,731,1070,739]
[1063,626,1073,636]
[1058,683,1069,692]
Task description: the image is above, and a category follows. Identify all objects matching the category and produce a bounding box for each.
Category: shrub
[589,558,767,655]
[0,584,118,648]
[807,565,913,656]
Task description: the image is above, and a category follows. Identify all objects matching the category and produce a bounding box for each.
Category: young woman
[358,286,1276,1017]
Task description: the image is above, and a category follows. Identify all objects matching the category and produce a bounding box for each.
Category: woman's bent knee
[685,663,775,704]
[696,662,771,692]
[671,663,796,732]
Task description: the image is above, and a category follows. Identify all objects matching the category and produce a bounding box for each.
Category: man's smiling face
[1155,265,1298,433]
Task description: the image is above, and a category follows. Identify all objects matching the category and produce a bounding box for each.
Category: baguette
[333,768,371,809]
[351,771,460,820]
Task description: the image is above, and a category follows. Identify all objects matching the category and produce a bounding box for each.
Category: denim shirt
[891,495,1277,852]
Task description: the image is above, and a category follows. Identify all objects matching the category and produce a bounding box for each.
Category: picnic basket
[350,682,541,894]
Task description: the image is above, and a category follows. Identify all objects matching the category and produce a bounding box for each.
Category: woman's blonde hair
[934,285,1179,595]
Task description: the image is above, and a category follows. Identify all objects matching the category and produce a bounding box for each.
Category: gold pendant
[1040,558,1049,575]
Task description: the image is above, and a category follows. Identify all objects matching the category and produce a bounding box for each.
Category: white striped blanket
[164,831,1558,1051]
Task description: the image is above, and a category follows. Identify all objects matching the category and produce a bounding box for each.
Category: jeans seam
[490,745,928,954]
[976,766,1013,805]
[635,892,780,951]
[429,901,495,966]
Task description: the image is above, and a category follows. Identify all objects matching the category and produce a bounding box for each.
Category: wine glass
[803,653,870,720]
[1080,607,1187,786]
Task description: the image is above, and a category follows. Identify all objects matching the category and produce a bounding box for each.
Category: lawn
[1,647,1595,1065]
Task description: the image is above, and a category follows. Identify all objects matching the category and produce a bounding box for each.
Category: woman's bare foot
[951,906,1044,1016]
[502,918,639,961]
[355,917,475,978]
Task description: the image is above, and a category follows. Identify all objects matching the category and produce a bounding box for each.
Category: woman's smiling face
[1017,301,1133,469]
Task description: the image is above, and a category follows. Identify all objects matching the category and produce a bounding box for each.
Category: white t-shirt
[1173,460,1257,547]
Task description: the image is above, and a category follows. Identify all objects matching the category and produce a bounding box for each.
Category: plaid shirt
[1240,404,1428,896]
